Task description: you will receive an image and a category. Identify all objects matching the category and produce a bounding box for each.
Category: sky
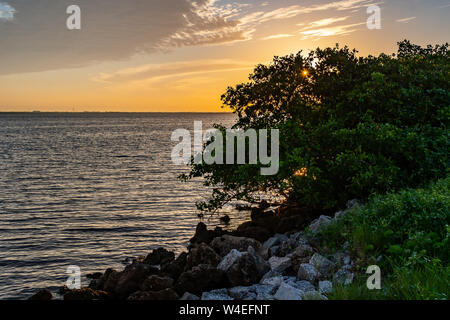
[0,0,449,112]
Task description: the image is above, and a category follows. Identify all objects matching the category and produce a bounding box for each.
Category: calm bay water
[0,112,250,299]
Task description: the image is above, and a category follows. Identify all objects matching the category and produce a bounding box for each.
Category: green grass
[317,176,450,300]
[329,264,449,300]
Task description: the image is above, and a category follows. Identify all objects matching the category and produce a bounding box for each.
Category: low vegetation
[317,176,450,300]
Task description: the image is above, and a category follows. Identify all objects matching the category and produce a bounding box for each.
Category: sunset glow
[0,0,449,112]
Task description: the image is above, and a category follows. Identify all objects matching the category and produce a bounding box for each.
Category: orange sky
[0,0,449,112]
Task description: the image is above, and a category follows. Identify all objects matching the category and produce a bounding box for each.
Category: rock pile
[29,200,359,300]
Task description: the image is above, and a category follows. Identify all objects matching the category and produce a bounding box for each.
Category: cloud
[300,22,365,39]
[0,0,378,75]
[261,34,295,41]
[396,16,416,23]
[0,2,15,20]
[92,59,252,84]
[308,16,349,27]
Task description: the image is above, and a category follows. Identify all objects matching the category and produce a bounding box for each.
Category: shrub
[317,176,450,299]
[183,40,449,213]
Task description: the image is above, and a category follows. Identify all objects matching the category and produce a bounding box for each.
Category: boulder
[253,284,277,300]
[190,222,226,245]
[224,247,270,287]
[185,243,221,270]
[334,210,348,221]
[309,215,333,234]
[268,256,292,273]
[143,247,175,266]
[175,264,228,295]
[217,249,243,271]
[291,280,316,293]
[274,239,299,257]
[274,282,303,300]
[297,263,317,282]
[333,266,354,285]
[233,222,272,242]
[28,289,53,301]
[259,234,288,259]
[309,253,335,277]
[346,199,362,209]
[228,286,256,300]
[128,288,179,300]
[113,262,159,298]
[211,235,261,257]
[201,289,233,300]
[161,252,187,281]
[260,275,283,287]
[140,275,174,292]
[63,288,110,300]
[180,292,200,300]
[318,281,333,294]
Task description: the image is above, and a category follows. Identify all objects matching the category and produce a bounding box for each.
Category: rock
[228,286,255,300]
[180,292,200,300]
[268,256,292,273]
[330,252,352,267]
[309,215,333,234]
[274,239,300,257]
[113,262,159,298]
[268,246,279,258]
[250,210,280,234]
[260,276,283,288]
[220,215,231,223]
[318,281,333,294]
[309,253,335,277]
[201,289,233,300]
[89,268,119,291]
[259,234,288,259]
[185,243,221,270]
[140,275,174,292]
[346,199,361,209]
[253,284,277,300]
[334,210,348,221]
[86,272,103,279]
[64,288,110,300]
[190,222,226,245]
[143,247,175,266]
[333,266,354,285]
[161,252,187,281]
[128,288,179,300]
[224,248,270,287]
[233,222,272,242]
[28,289,53,300]
[174,264,228,295]
[297,263,317,282]
[295,242,314,254]
[291,280,316,293]
[275,215,310,234]
[217,249,243,271]
[274,282,303,300]
[211,235,261,257]
[260,200,270,210]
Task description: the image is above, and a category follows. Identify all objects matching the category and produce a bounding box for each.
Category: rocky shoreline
[29,200,360,301]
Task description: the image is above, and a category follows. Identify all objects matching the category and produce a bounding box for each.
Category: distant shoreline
[0,111,233,114]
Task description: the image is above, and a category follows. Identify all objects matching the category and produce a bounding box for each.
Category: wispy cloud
[299,15,362,40]
[261,34,295,41]
[396,16,416,23]
[308,16,350,27]
[300,22,365,39]
[0,2,15,20]
[93,59,252,84]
